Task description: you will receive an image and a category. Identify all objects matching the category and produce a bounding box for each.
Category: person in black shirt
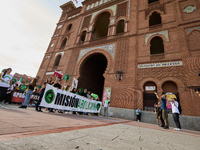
[81,89,87,97]
[48,78,63,113]
[36,82,47,112]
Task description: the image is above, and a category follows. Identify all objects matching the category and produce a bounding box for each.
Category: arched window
[116,20,124,34]
[80,31,87,43]
[67,24,72,31]
[150,36,164,54]
[54,55,61,66]
[60,38,67,48]
[149,12,162,26]
[92,12,111,39]
[148,0,159,4]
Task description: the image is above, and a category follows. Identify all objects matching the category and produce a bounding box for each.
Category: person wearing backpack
[168,98,181,131]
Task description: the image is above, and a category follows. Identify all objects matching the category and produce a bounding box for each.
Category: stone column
[125,21,129,32]
[76,35,80,44]
[85,32,89,42]
[87,32,92,41]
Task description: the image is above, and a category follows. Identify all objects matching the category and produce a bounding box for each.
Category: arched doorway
[78,53,108,100]
[143,81,157,111]
[162,81,178,99]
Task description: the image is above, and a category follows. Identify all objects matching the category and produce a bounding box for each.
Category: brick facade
[36,0,200,116]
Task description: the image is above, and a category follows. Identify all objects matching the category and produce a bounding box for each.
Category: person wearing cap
[168,98,181,131]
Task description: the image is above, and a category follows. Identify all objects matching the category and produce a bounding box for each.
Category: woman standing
[19,78,37,108]
[45,77,54,85]
[0,68,13,107]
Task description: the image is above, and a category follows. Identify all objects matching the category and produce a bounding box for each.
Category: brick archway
[75,49,113,100]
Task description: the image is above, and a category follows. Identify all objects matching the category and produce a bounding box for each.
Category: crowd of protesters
[1,68,184,130]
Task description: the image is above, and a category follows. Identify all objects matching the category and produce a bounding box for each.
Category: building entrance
[78,53,108,100]
[143,81,157,111]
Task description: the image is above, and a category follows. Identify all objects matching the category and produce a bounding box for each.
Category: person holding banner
[0,68,13,107]
[19,78,37,108]
[48,77,63,113]
[154,92,169,129]
[36,82,47,112]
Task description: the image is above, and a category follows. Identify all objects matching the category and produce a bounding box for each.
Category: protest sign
[71,78,78,89]
[40,84,102,113]
[53,70,63,78]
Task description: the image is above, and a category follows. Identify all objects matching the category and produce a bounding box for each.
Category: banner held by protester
[40,84,102,113]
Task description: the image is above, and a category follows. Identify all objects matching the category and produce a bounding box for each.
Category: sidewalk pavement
[0,104,200,150]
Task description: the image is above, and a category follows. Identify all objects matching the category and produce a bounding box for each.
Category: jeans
[173,113,181,129]
[23,90,33,106]
[162,109,169,127]
[104,107,108,118]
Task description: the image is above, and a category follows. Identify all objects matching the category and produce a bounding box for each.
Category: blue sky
[0,0,83,77]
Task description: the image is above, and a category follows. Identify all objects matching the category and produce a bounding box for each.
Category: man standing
[136,108,142,122]
[154,92,169,129]
[103,98,110,118]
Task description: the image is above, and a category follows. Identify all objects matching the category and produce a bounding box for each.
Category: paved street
[0,104,200,150]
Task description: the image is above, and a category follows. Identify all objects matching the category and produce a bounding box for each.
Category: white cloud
[0,0,83,77]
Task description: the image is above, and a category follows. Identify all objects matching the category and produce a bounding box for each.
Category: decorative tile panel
[90,5,117,23]
[186,26,200,34]
[78,43,115,61]
[183,6,196,13]
[145,30,169,45]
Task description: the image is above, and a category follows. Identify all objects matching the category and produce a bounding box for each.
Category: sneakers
[163,126,169,129]
[160,125,165,127]
[174,128,181,131]
[19,105,27,108]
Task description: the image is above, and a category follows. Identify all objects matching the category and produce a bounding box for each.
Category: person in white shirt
[168,98,181,131]
[0,68,13,107]
[103,98,110,118]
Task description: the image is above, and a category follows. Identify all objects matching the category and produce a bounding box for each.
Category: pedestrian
[168,98,181,131]
[103,98,110,118]
[136,108,142,122]
[5,80,15,104]
[64,85,70,92]
[48,78,63,113]
[36,82,47,112]
[45,77,54,85]
[19,78,37,108]
[0,68,13,107]
[154,92,169,129]
[75,88,82,95]
[154,102,165,127]
[28,88,38,107]
[81,89,87,97]
[71,88,76,94]
[87,91,91,99]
